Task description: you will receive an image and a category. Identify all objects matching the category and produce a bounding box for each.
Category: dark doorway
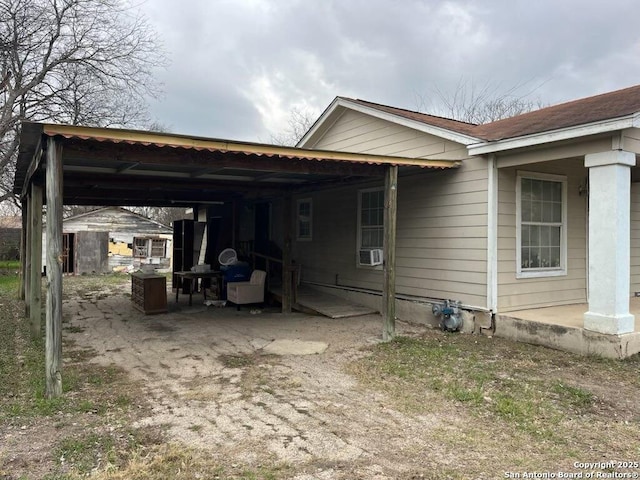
[254,202,270,255]
[62,233,74,274]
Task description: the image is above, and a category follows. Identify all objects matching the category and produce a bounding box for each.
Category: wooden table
[174,270,222,306]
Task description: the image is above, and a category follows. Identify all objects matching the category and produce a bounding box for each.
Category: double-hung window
[516,172,567,278]
[358,188,384,265]
[296,198,312,241]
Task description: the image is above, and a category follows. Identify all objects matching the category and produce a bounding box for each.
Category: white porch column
[584,150,636,335]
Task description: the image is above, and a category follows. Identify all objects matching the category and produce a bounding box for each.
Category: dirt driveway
[65,287,441,479]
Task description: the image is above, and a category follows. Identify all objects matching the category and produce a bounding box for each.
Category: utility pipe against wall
[432,299,463,332]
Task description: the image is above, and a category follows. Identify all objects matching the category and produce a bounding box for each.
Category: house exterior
[43,207,173,274]
[293,85,640,356]
[14,85,640,367]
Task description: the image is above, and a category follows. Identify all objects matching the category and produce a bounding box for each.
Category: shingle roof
[342,97,480,137]
[475,84,640,141]
[347,84,640,143]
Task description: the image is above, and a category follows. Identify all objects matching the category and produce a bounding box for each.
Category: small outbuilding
[43,207,173,274]
[0,216,21,261]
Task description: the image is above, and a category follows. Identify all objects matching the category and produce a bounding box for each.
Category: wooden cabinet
[131,273,167,314]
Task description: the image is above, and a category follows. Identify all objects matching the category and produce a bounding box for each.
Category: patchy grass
[1,273,290,479]
[0,259,20,270]
[219,353,256,368]
[5,271,640,478]
[84,444,291,480]
[0,273,163,478]
[348,331,640,474]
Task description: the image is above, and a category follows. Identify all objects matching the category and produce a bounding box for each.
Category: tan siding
[293,116,489,309]
[313,109,469,160]
[497,158,588,312]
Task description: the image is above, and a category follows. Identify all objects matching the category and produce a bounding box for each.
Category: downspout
[486,154,498,331]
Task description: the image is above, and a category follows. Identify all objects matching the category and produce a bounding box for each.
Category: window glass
[519,176,564,272]
[360,190,384,250]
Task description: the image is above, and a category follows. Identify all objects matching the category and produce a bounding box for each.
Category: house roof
[0,216,21,229]
[63,207,173,232]
[475,84,640,141]
[324,84,640,152]
[340,98,480,138]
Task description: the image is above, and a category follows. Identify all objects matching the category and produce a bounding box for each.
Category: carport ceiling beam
[61,143,387,178]
[63,173,286,194]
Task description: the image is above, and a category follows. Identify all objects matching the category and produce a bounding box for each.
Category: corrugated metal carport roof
[15,122,460,206]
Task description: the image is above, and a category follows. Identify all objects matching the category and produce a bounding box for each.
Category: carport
[14,122,459,397]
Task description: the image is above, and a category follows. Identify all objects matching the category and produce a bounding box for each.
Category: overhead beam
[60,140,390,177]
[116,161,139,173]
[20,137,43,198]
[62,172,285,192]
[41,123,457,168]
[190,167,225,178]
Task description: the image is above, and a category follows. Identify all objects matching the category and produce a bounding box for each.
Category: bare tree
[0,0,167,205]
[417,78,546,124]
[269,107,316,146]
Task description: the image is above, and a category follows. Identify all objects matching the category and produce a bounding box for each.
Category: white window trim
[357,187,384,269]
[516,171,568,279]
[296,198,312,241]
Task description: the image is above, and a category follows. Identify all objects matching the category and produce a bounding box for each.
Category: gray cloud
[140,0,640,141]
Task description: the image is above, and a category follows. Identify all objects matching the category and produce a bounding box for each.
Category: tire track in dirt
[64,290,449,478]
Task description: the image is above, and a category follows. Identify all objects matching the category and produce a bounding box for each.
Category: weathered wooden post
[382,165,398,341]
[282,193,292,314]
[29,184,43,339]
[24,196,31,312]
[45,139,63,398]
[19,198,28,300]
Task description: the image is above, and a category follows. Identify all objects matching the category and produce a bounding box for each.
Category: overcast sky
[137,0,640,143]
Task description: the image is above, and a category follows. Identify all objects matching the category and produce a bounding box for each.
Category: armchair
[226,269,266,310]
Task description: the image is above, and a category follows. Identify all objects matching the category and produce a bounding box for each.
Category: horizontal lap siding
[396,159,487,307]
[314,110,468,159]
[497,158,587,312]
[296,110,488,309]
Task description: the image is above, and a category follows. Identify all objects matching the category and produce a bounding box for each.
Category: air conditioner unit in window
[359,248,383,266]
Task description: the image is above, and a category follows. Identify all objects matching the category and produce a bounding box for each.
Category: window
[358,188,384,263]
[151,239,166,257]
[133,238,148,257]
[133,238,166,257]
[296,198,312,241]
[516,172,567,278]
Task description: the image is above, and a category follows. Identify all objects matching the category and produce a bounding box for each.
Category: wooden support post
[282,194,292,314]
[45,139,63,398]
[382,165,398,341]
[19,199,28,300]
[24,196,31,312]
[29,184,43,339]
[232,200,238,249]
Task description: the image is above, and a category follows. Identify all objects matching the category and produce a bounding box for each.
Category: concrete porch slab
[495,299,640,359]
